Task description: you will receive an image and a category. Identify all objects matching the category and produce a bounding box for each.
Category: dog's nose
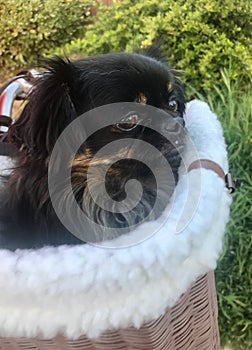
[174,116,185,127]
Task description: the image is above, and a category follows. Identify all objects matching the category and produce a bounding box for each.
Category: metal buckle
[225,173,235,194]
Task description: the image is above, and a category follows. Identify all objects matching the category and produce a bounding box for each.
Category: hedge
[57,0,252,92]
[0,0,91,72]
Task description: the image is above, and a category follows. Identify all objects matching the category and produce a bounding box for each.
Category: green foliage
[203,72,252,349]
[0,0,91,72]
[59,0,252,92]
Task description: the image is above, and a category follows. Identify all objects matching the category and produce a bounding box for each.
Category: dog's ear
[8,57,78,156]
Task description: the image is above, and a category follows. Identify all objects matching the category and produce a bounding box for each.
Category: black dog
[0,52,186,249]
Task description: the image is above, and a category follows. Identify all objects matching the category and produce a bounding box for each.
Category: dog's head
[7,52,186,245]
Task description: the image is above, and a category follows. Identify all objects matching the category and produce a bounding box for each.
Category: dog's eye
[116,113,139,131]
[168,100,178,112]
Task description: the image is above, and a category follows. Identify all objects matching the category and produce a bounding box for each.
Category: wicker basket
[0,272,219,350]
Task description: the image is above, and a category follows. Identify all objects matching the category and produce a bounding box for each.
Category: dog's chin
[74,183,174,243]
[70,151,180,242]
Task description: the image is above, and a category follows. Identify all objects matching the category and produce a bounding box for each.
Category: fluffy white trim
[0,100,232,339]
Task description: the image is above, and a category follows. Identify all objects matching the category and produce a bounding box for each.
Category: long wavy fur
[0,52,186,249]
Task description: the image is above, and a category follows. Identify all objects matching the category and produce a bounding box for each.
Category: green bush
[59,0,252,92]
[0,0,91,72]
[199,71,252,349]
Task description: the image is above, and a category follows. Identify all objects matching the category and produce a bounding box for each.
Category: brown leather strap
[188,159,225,180]
[188,159,235,193]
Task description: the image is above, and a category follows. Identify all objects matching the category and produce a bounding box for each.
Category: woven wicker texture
[0,272,219,350]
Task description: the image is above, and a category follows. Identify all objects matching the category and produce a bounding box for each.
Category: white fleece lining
[0,100,232,339]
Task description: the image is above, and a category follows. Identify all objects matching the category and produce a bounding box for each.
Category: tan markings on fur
[167,82,173,93]
[72,146,135,169]
[135,93,147,105]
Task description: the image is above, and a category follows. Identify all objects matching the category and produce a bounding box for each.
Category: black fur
[0,52,186,249]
